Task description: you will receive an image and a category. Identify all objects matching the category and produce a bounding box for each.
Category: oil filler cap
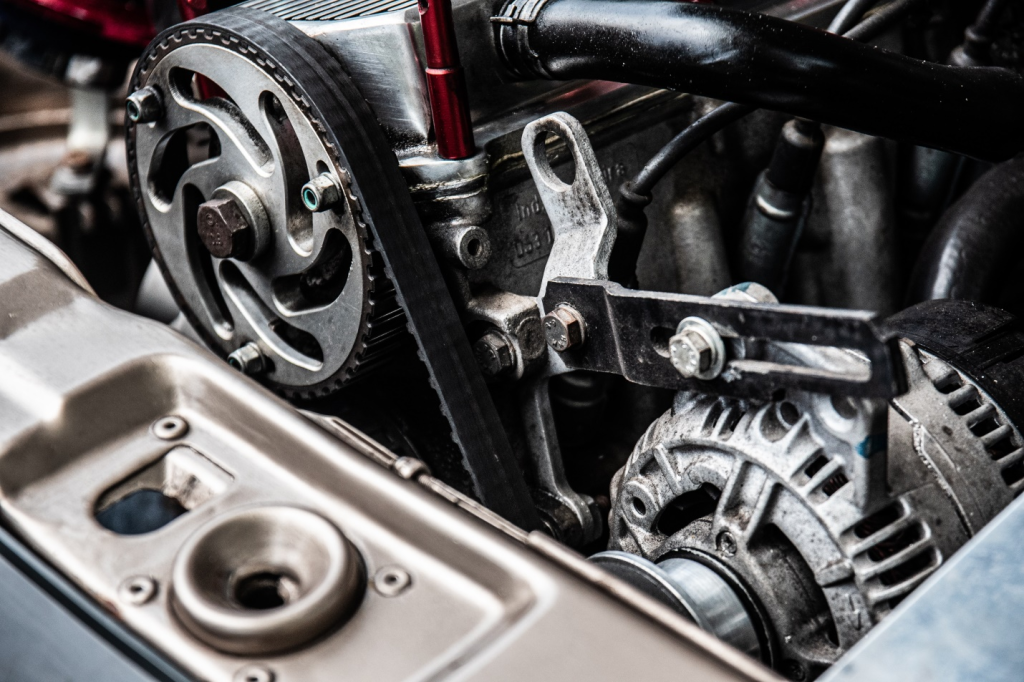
[170,506,363,654]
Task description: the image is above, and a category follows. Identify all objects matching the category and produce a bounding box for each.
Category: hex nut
[227,342,266,376]
[301,172,342,212]
[473,330,515,378]
[543,305,585,352]
[197,197,254,260]
[126,86,163,124]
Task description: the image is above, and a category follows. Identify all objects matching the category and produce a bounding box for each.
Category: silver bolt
[227,342,266,375]
[373,566,412,597]
[670,330,712,376]
[301,172,342,212]
[152,416,188,440]
[473,330,516,378]
[669,317,725,380]
[126,86,164,124]
[234,665,274,682]
[119,576,157,605]
[543,304,586,352]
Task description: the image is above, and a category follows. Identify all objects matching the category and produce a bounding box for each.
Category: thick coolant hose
[494,0,1024,162]
[909,155,1024,304]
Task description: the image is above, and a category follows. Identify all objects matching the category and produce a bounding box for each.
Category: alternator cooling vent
[920,351,1024,492]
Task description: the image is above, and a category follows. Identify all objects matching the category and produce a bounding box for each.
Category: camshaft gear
[127,14,404,397]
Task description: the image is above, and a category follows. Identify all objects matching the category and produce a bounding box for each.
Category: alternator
[606,302,1024,680]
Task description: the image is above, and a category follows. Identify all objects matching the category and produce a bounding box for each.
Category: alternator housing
[609,335,1023,678]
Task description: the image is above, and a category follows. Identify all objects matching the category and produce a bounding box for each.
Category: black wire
[625,0,934,199]
[629,102,755,196]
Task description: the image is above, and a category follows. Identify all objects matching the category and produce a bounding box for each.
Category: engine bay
[0,0,1022,679]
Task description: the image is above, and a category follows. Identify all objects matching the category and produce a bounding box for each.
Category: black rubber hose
[495,0,1024,161]
[843,0,931,42]
[829,0,878,33]
[627,0,902,198]
[953,0,1011,66]
[908,155,1024,303]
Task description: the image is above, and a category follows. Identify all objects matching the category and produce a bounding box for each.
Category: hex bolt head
[670,329,713,377]
[301,172,342,212]
[669,317,725,380]
[543,305,585,352]
[197,197,254,260]
[473,330,515,378]
[227,342,266,375]
[126,86,164,124]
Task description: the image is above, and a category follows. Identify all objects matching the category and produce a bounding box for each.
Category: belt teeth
[241,0,417,21]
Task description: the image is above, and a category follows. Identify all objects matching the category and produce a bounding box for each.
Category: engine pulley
[127,12,404,397]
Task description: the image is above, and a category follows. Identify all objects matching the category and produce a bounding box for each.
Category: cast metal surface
[0,225,778,682]
[170,506,364,655]
[608,338,1022,676]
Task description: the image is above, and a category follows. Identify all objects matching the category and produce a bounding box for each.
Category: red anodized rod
[418,0,476,159]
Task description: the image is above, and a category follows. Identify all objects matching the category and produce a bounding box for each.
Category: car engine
[0,0,1022,679]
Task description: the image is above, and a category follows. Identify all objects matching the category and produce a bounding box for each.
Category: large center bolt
[196,182,270,261]
[198,198,254,260]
